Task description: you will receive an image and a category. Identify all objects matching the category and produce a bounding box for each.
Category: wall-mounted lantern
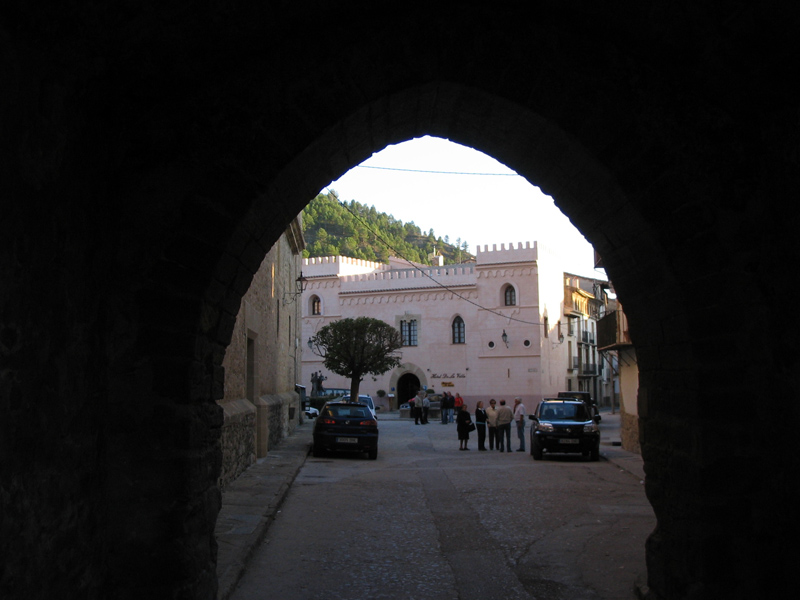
[283,271,309,305]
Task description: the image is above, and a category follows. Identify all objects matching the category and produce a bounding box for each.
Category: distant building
[598,299,639,453]
[562,273,614,407]
[301,242,606,416]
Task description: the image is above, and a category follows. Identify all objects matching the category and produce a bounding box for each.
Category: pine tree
[302,192,473,264]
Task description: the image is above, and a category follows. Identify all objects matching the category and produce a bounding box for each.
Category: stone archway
[396,373,421,408]
[2,4,798,600]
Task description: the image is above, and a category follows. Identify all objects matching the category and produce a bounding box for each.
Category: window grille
[504,285,516,306]
[401,319,418,346]
[452,316,465,344]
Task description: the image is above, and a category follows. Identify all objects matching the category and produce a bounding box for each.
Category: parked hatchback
[342,394,377,419]
[313,400,379,460]
[529,399,601,461]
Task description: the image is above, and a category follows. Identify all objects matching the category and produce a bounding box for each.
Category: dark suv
[529,399,601,461]
[312,400,379,460]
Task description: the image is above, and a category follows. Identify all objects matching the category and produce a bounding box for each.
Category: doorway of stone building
[397,373,421,408]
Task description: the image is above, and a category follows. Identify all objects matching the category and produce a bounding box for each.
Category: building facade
[562,273,613,407]
[217,216,306,490]
[301,242,605,415]
[598,300,640,453]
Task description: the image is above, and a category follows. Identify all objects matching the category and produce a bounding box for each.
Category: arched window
[310,295,322,316]
[452,316,465,344]
[504,285,516,306]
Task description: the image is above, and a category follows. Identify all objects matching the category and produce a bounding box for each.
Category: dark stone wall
[218,400,257,493]
[1,2,798,599]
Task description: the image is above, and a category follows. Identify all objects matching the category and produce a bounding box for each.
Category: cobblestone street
[228,413,653,600]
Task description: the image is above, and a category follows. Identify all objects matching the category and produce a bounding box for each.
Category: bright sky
[322,135,603,278]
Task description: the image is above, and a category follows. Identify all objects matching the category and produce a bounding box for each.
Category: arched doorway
[397,373,421,408]
[3,5,797,599]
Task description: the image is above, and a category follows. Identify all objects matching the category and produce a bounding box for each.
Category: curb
[215,424,313,600]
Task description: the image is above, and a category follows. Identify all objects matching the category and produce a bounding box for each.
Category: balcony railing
[597,310,633,350]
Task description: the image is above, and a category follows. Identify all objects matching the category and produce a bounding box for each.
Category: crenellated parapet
[339,264,474,292]
[476,241,540,265]
[302,255,477,294]
[302,255,389,277]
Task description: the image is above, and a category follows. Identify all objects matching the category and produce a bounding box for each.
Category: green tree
[308,317,402,399]
[302,191,475,265]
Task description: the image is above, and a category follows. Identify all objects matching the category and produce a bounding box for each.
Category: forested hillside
[302,192,474,265]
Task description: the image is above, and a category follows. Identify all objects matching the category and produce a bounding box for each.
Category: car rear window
[539,403,588,421]
[324,406,370,419]
[343,396,374,407]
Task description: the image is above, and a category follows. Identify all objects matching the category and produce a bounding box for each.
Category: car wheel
[368,447,378,460]
[532,440,543,461]
[312,443,324,458]
[590,444,600,462]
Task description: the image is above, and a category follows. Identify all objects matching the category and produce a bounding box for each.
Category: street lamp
[502,329,509,348]
[283,271,309,305]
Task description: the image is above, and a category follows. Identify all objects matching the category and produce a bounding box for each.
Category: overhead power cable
[357,165,519,177]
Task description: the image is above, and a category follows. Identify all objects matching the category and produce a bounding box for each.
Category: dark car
[312,400,379,460]
[529,399,601,461]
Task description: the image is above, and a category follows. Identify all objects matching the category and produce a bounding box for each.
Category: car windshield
[324,405,370,419]
[539,403,588,421]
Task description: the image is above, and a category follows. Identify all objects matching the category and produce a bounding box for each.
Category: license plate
[337,437,358,444]
[560,438,579,444]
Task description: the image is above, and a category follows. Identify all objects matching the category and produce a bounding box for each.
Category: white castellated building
[300,242,579,414]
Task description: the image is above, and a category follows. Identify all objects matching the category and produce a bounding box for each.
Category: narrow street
[229,413,654,600]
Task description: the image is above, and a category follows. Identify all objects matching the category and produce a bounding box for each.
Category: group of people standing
[438,391,462,424]
[409,389,430,424]
[457,397,527,452]
[410,390,466,425]
[409,391,527,453]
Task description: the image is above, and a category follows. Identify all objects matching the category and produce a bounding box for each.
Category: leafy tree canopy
[309,317,403,399]
[303,191,474,265]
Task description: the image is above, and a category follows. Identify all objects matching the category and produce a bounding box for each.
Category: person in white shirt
[421,393,430,424]
[486,399,499,450]
[496,400,514,452]
[513,397,526,452]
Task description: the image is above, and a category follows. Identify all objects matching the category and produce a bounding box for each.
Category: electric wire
[356,165,519,177]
